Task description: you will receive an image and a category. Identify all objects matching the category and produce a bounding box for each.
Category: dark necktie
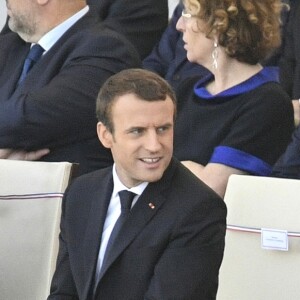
[18,44,45,84]
[101,190,136,270]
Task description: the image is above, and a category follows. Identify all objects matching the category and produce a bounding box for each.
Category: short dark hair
[96,69,177,132]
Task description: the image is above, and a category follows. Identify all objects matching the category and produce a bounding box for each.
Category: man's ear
[97,122,113,149]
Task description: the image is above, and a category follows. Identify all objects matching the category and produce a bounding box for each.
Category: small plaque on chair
[261,228,288,251]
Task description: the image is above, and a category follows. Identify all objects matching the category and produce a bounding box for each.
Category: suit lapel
[9,11,100,96]
[81,170,113,300]
[97,159,177,282]
[0,10,100,97]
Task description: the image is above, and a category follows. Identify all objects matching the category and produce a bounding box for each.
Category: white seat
[0,159,74,300]
[218,174,300,300]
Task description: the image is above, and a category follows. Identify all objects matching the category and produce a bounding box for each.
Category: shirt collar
[37,6,89,53]
[112,164,148,198]
[194,66,279,100]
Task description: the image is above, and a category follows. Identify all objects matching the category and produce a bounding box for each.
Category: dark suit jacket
[272,125,300,179]
[1,0,168,59]
[48,158,227,300]
[0,11,140,175]
[279,0,300,98]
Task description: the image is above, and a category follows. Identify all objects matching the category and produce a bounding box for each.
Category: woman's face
[176,7,214,68]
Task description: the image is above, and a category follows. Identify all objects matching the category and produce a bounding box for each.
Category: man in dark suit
[1,0,168,59]
[272,0,300,179]
[0,0,141,175]
[48,69,227,300]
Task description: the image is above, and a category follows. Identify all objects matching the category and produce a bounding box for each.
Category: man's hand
[0,149,50,160]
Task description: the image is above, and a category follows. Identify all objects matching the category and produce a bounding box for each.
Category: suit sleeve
[144,191,227,300]
[279,1,300,98]
[93,0,168,59]
[48,192,79,300]
[272,125,300,179]
[0,31,140,150]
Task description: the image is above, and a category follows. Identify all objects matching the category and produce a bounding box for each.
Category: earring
[212,40,219,70]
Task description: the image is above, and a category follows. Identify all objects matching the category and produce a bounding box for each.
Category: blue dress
[174,67,294,175]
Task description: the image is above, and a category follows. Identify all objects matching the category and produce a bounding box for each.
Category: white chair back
[0,160,74,300]
[218,175,300,300]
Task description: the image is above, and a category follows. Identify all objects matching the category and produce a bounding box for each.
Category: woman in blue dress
[175,0,294,197]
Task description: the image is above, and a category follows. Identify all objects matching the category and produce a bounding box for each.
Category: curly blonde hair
[184,0,286,64]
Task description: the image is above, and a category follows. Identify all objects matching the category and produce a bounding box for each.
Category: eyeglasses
[181,9,197,23]
[182,10,192,19]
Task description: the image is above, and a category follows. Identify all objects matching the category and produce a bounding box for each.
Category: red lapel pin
[148,202,155,209]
